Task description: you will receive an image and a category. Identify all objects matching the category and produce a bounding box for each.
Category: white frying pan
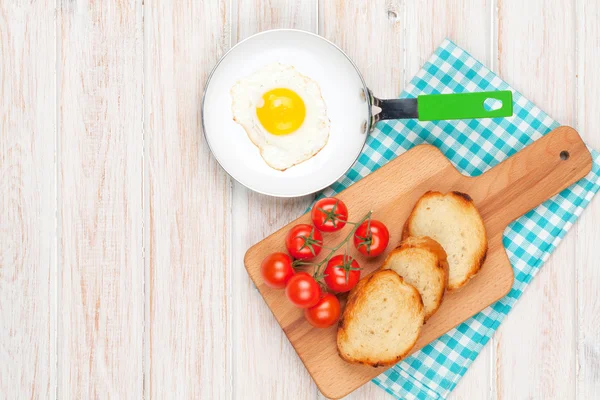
[202,29,512,197]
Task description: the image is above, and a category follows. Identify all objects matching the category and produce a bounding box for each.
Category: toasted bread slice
[337,270,425,367]
[382,236,448,320]
[402,191,487,290]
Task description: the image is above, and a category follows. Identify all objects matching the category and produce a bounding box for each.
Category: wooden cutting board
[244,126,592,399]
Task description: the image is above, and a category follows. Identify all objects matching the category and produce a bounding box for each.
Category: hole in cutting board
[483,98,503,111]
[560,150,570,160]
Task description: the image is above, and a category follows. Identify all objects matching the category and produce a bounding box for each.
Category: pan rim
[201,28,371,198]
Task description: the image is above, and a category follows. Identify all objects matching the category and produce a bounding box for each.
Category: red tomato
[260,252,295,289]
[311,197,349,232]
[304,294,341,328]
[323,254,361,293]
[285,272,321,308]
[353,219,390,257]
[285,224,323,260]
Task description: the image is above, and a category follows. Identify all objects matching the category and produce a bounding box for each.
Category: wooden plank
[318,1,495,397]
[320,0,403,99]
[402,1,494,398]
[404,0,493,83]
[57,1,144,397]
[245,127,590,399]
[575,0,600,398]
[495,0,578,398]
[0,1,56,398]
[144,1,232,398]
[230,1,318,399]
[318,3,403,397]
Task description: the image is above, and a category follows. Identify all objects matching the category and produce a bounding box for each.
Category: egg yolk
[256,88,306,135]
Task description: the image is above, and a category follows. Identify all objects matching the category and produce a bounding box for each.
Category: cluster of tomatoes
[260,197,390,328]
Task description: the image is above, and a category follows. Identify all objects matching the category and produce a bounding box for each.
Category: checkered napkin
[316,39,600,399]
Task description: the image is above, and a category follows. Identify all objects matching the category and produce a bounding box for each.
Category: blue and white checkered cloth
[317,39,600,399]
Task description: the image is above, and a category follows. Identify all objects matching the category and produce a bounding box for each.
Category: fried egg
[231,63,330,171]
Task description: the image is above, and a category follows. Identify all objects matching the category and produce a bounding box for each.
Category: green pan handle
[417,90,513,121]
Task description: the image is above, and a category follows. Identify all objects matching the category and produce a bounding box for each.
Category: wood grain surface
[230,1,318,399]
[58,1,144,397]
[575,1,600,398]
[495,1,580,399]
[402,2,496,398]
[1,0,599,399]
[0,1,56,397]
[145,1,231,398]
[244,126,592,399]
[319,2,402,398]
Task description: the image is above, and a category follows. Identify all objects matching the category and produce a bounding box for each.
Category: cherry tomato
[311,197,349,232]
[285,272,321,308]
[323,254,361,293]
[260,252,295,289]
[353,219,390,257]
[304,294,341,328]
[285,224,323,260]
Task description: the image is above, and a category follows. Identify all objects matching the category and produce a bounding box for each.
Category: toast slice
[402,191,487,290]
[337,270,425,367]
[381,236,449,320]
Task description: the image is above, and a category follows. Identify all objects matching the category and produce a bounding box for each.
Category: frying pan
[202,29,512,197]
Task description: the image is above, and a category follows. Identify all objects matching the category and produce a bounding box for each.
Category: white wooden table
[2,1,599,398]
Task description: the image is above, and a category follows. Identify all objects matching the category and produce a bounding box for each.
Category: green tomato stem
[313,210,372,278]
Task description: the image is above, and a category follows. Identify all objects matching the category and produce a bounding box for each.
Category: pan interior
[202,29,369,197]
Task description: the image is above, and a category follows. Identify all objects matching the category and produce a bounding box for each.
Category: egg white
[231,63,330,171]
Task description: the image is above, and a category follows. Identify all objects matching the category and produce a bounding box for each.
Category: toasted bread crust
[393,236,448,266]
[337,278,367,331]
[451,191,473,202]
[383,236,449,320]
[337,270,424,367]
[402,191,488,291]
